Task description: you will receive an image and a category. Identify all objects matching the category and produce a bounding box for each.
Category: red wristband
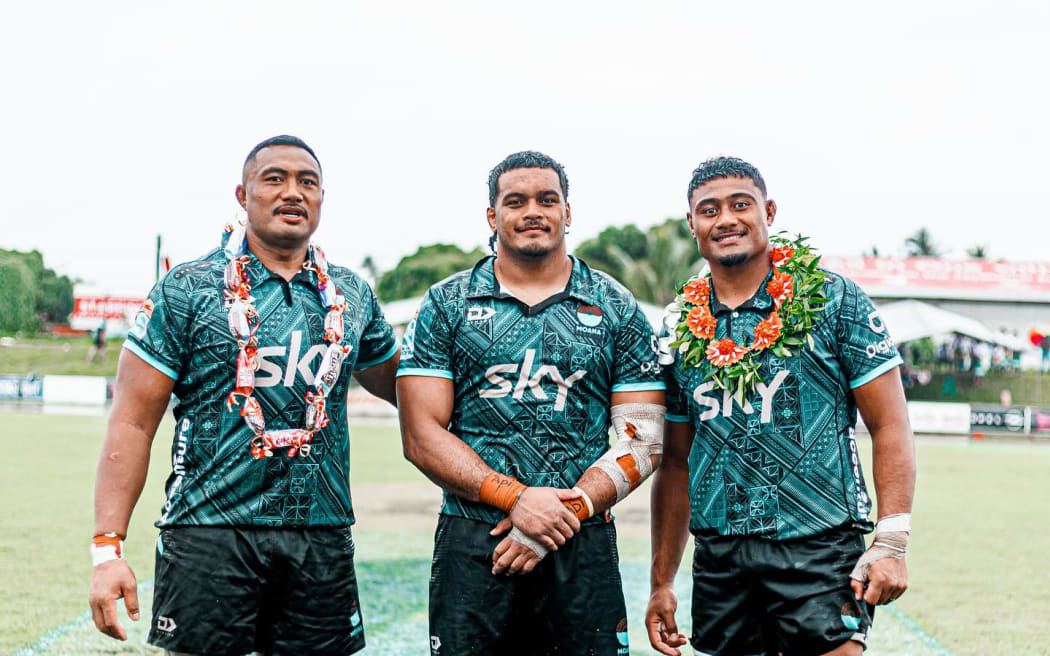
[479,472,527,513]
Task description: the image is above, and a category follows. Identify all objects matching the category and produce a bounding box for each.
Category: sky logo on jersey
[577,304,603,327]
[467,306,495,321]
[480,348,586,411]
[255,330,335,387]
[692,370,790,423]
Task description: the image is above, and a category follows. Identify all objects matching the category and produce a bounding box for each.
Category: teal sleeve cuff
[611,382,667,392]
[849,355,903,389]
[396,367,454,380]
[666,413,691,423]
[122,341,179,381]
[354,341,399,371]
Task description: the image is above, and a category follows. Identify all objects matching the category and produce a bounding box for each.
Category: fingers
[554,487,582,501]
[645,612,683,656]
[100,598,127,641]
[492,545,516,575]
[507,551,538,575]
[489,517,513,537]
[864,559,908,605]
[850,579,865,601]
[123,581,140,622]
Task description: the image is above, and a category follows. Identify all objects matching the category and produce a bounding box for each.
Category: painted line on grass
[886,604,956,656]
[12,579,153,656]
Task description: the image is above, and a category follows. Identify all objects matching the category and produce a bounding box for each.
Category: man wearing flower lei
[646,157,915,656]
[89,136,399,655]
[397,151,667,655]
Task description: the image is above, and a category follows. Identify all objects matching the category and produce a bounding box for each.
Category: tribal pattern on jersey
[663,269,901,540]
[125,247,397,528]
[397,256,665,525]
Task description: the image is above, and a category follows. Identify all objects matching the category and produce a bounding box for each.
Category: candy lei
[221,221,351,459]
[668,234,828,399]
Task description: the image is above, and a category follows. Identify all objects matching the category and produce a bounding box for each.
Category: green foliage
[574,218,703,305]
[966,244,988,259]
[375,243,486,301]
[0,249,75,331]
[904,227,941,257]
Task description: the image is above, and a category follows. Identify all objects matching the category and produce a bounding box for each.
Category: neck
[245,230,310,281]
[493,247,572,305]
[709,248,772,309]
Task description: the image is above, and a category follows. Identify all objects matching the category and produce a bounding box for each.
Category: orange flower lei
[668,234,827,397]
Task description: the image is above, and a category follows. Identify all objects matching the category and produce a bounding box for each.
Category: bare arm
[645,419,692,655]
[353,348,400,407]
[851,366,915,606]
[90,348,175,640]
[397,375,579,550]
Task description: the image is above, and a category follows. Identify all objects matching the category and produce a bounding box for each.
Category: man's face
[487,167,571,259]
[687,175,775,268]
[236,145,323,250]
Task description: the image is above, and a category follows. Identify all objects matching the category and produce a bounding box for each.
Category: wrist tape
[509,526,548,559]
[561,486,593,521]
[850,513,910,582]
[91,532,124,568]
[479,472,527,513]
[591,403,665,502]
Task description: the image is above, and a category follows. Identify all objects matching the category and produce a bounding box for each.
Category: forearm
[354,351,400,407]
[869,419,915,517]
[401,422,493,501]
[650,460,691,589]
[94,419,154,536]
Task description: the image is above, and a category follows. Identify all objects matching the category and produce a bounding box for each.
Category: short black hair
[243,135,322,175]
[488,151,568,206]
[687,156,766,204]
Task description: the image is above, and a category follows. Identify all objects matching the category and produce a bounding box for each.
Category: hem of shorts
[849,355,903,388]
[611,382,667,392]
[396,367,453,379]
[354,341,399,370]
[123,341,179,380]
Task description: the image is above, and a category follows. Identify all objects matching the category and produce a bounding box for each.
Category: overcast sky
[3,1,1047,294]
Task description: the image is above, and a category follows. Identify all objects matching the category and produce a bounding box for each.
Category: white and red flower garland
[221,220,351,459]
[669,234,827,398]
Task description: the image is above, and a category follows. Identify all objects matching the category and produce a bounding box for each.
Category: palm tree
[904,228,941,257]
[606,218,704,306]
[967,244,988,259]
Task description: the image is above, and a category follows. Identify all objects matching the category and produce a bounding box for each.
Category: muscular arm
[90,348,175,640]
[397,375,579,550]
[353,348,400,407]
[645,420,692,655]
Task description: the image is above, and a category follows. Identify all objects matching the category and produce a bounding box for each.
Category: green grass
[3,410,1047,655]
[0,336,121,377]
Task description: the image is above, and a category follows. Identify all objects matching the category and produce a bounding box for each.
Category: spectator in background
[86,323,107,364]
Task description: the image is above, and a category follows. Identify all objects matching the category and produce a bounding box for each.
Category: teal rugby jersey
[663,269,901,540]
[397,255,665,525]
[124,247,397,528]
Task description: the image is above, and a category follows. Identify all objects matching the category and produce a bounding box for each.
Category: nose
[524,198,544,219]
[281,179,304,201]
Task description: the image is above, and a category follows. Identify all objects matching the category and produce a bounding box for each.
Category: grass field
[0,336,121,377]
[3,410,1048,655]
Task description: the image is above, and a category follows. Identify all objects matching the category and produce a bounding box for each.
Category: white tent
[877,300,1030,351]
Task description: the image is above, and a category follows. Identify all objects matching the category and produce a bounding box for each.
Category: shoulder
[159,248,225,292]
[817,267,867,315]
[573,257,641,320]
[327,263,374,299]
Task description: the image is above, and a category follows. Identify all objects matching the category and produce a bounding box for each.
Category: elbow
[401,434,423,467]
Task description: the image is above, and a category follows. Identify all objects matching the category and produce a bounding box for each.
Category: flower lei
[668,233,828,398]
[221,220,351,459]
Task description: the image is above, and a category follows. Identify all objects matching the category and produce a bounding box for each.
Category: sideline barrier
[0,375,44,400]
[41,375,108,405]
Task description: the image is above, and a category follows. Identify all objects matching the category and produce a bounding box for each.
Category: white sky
[2,1,1047,294]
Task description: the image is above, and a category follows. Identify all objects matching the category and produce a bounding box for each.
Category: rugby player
[88,135,399,655]
[647,156,915,656]
[397,151,667,655]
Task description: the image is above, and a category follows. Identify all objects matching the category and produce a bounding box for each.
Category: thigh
[429,515,519,656]
[759,529,874,656]
[690,535,768,656]
[269,527,366,656]
[148,527,264,656]
[544,522,629,656]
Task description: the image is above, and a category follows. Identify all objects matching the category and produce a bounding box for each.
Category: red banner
[72,296,144,320]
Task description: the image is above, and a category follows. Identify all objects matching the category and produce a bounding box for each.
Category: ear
[486,206,497,232]
[235,184,247,210]
[765,199,777,225]
[564,202,572,228]
[686,212,696,237]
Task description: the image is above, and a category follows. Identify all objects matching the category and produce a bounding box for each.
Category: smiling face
[486,167,571,260]
[235,145,323,251]
[687,175,776,268]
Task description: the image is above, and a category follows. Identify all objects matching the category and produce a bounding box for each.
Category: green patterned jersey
[663,268,901,540]
[397,256,665,525]
[124,247,397,528]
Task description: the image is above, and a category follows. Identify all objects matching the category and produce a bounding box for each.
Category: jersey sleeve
[834,278,903,389]
[610,300,666,393]
[122,276,188,381]
[395,289,453,380]
[353,284,399,370]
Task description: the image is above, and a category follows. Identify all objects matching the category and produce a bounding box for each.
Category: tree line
[0,250,75,333]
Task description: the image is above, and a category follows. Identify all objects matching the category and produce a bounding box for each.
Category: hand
[851,556,908,605]
[508,487,581,551]
[490,519,545,575]
[88,560,140,640]
[646,584,688,655]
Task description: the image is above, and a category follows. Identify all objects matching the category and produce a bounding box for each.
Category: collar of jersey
[708,266,775,316]
[465,255,598,305]
[241,248,318,289]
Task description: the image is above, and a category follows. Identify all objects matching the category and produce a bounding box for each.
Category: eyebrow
[696,191,757,207]
[258,166,320,179]
[502,189,561,201]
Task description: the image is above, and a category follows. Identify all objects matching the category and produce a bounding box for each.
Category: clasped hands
[489,486,582,576]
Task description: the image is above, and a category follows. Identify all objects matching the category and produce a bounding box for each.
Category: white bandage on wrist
[591,403,666,503]
[573,486,594,519]
[850,514,911,582]
[509,526,548,559]
[91,532,124,568]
